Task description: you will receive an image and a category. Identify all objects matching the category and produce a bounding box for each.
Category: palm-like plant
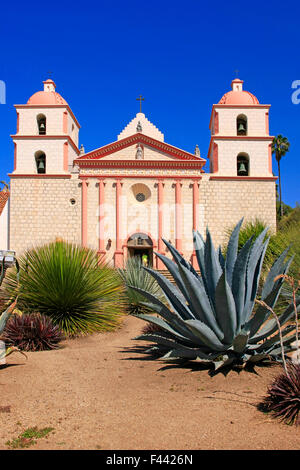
[272,135,290,218]
[130,220,300,371]
[118,256,164,315]
[1,241,125,336]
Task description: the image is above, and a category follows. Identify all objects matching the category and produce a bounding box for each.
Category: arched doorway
[127,233,153,267]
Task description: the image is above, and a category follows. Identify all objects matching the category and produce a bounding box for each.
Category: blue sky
[0,0,299,207]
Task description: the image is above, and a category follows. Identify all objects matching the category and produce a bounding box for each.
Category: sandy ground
[0,314,300,450]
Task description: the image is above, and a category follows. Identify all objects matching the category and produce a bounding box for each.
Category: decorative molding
[14,104,81,129]
[9,173,72,179]
[76,133,206,164]
[209,176,277,181]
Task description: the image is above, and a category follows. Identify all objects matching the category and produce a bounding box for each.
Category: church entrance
[127,233,153,267]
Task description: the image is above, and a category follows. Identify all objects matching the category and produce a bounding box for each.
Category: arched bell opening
[35,150,46,174]
[237,114,247,136]
[237,153,249,176]
[37,114,46,135]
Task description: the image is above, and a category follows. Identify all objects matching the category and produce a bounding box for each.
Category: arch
[237,114,247,136]
[125,232,155,267]
[130,183,151,202]
[237,152,250,176]
[35,150,46,174]
[37,114,46,135]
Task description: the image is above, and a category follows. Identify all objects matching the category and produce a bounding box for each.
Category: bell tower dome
[208,78,273,177]
[12,79,80,175]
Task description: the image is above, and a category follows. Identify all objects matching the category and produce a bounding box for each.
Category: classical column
[156,179,165,270]
[81,178,88,247]
[98,178,106,259]
[191,180,200,269]
[114,179,124,268]
[175,180,183,254]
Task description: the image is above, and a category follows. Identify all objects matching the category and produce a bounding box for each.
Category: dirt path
[0,315,300,450]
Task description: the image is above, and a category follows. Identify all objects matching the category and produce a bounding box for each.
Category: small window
[237,114,247,136]
[35,151,46,174]
[136,193,146,202]
[237,153,249,176]
[37,114,46,135]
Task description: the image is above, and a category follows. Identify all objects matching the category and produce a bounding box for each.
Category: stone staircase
[155,269,201,285]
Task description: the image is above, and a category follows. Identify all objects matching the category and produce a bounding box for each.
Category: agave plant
[1,241,125,336]
[118,256,164,316]
[0,257,24,363]
[130,219,300,370]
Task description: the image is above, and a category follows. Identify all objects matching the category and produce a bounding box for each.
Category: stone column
[81,178,88,247]
[98,178,106,260]
[191,180,200,269]
[175,180,183,254]
[156,179,165,270]
[114,179,123,268]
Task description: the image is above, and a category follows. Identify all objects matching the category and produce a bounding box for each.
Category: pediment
[75,133,205,166]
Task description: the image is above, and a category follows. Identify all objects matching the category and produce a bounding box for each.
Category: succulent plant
[131,219,300,370]
[2,313,64,352]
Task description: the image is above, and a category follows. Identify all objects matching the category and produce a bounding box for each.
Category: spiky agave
[118,256,164,316]
[130,219,300,370]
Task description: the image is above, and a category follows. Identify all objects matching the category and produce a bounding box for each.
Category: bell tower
[208,78,274,177]
[11,79,80,174]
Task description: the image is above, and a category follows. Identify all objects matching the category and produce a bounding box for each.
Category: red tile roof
[0,191,9,216]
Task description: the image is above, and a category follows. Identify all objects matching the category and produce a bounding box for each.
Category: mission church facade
[8,78,277,268]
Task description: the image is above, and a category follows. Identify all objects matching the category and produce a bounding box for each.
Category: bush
[258,361,300,425]
[1,241,125,336]
[118,256,165,316]
[2,313,64,351]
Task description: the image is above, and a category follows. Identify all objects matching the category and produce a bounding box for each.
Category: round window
[136,193,146,202]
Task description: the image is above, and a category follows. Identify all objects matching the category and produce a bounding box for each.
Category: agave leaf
[217,246,225,270]
[261,247,291,300]
[213,355,235,370]
[233,330,250,354]
[134,333,211,359]
[141,268,195,321]
[242,237,269,325]
[250,297,300,343]
[252,324,295,353]
[225,218,243,287]
[154,252,195,302]
[246,257,293,337]
[0,257,5,286]
[231,237,254,331]
[162,239,200,279]
[204,229,223,305]
[184,319,227,351]
[136,314,196,343]
[177,264,223,339]
[246,353,269,363]
[214,271,237,344]
[193,230,209,292]
[0,299,17,334]
[161,348,220,361]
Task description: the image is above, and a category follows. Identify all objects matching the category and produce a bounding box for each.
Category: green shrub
[1,241,125,336]
[118,256,165,315]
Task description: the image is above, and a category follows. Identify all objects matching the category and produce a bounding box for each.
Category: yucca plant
[118,256,164,315]
[1,241,125,336]
[130,219,300,370]
[2,313,64,351]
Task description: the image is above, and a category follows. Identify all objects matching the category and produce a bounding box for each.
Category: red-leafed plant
[257,273,300,425]
[2,313,64,352]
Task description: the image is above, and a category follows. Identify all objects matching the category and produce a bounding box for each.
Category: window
[237,153,249,176]
[35,151,46,174]
[237,114,247,136]
[37,114,46,135]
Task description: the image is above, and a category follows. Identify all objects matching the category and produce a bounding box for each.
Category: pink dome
[219,79,259,105]
[27,91,68,105]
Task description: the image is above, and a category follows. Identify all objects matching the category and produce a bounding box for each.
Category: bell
[238,122,246,133]
[38,159,45,172]
[238,162,247,175]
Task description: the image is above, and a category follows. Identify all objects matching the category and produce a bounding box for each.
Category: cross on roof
[136,94,145,113]
[234,69,240,78]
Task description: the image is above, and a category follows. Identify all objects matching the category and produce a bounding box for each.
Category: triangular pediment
[75,133,205,166]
